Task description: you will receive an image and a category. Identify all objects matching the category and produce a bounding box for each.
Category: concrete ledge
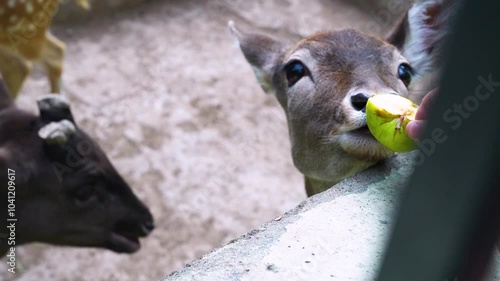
[163,152,500,280]
[164,151,500,280]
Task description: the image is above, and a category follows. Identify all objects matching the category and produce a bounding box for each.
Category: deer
[230,0,459,196]
[0,0,90,98]
[0,79,154,256]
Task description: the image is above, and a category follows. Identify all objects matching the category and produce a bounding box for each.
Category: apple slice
[366,94,419,152]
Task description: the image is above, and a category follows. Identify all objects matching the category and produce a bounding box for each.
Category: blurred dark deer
[0,79,154,255]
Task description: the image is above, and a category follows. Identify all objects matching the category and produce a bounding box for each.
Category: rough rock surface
[164,153,500,281]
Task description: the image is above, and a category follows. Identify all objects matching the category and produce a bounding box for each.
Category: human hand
[406,88,439,140]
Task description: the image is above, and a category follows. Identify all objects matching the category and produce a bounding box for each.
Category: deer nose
[140,221,155,236]
[351,93,370,112]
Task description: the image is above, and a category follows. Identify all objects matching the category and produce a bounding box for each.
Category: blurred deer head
[0,87,154,255]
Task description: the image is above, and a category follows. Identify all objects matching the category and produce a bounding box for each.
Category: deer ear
[37,94,78,144]
[229,21,286,94]
[37,94,75,123]
[387,0,461,75]
[38,120,76,145]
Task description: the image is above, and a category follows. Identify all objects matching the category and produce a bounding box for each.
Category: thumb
[406,120,426,140]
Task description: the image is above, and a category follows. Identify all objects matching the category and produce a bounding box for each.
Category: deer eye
[285,60,309,87]
[74,185,96,203]
[398,63,413,87]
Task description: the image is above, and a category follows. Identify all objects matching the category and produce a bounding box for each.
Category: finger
[416,88,439,120]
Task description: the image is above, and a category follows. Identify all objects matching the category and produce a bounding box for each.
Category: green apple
[366,94,419,152]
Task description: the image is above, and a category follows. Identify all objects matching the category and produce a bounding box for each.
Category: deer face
[20,131,155,254]
[0,95,154,255]
[230,0,457,189]
[282,31,409,171]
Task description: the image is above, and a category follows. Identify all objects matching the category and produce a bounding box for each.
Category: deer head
[0,93,154,255]
[230,0,459,195]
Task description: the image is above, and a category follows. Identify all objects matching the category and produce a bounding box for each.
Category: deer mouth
[347,124,378,142]
[109,230,141,253]
[350,125,372,137]
[108,220,153,253]
[339,123,393,161]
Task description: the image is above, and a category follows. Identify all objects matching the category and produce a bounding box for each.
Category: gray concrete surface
[164,152,500,281]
